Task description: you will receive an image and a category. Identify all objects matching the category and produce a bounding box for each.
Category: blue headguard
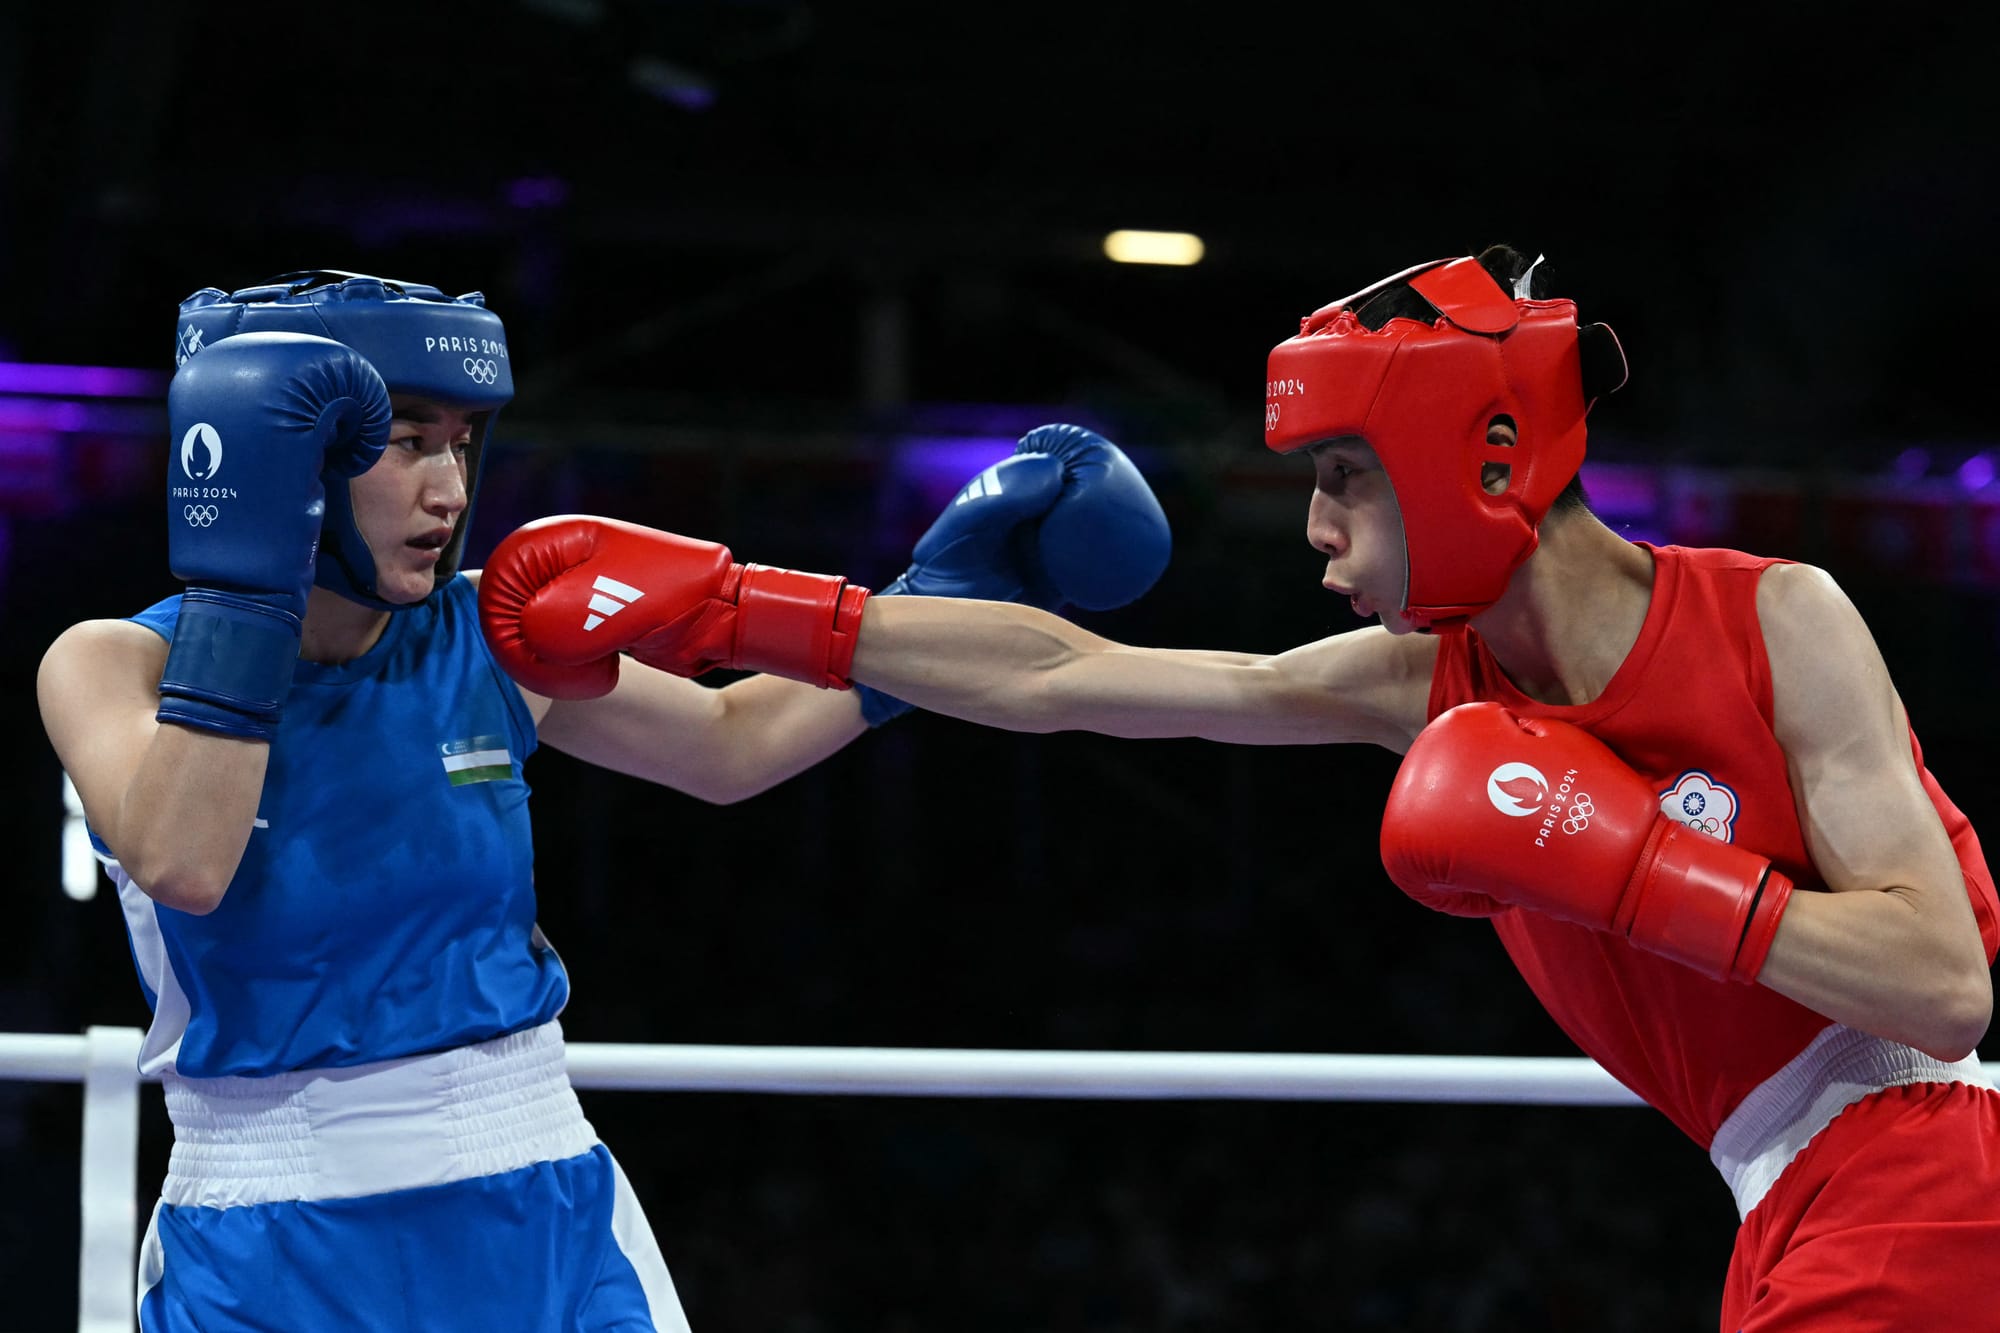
[174,270,514,609]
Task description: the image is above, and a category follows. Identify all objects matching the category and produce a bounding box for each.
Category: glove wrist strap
[733,566,872,688]
[1728,870,1795,983]
[156,589,303,741]
[826,584,869,685]
[1628,821,1790,982]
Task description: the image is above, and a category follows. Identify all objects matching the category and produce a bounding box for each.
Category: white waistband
[161,1021,600,1209]
[1709,1023,1992,1220]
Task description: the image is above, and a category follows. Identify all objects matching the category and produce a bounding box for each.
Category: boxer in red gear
[640,246,1999,1329]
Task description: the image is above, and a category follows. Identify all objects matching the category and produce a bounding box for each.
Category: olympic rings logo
[183,504,219,527]
[463,358,499,385]
[1561,794,1595,836]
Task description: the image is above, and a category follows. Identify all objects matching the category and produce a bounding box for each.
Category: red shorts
[1722,1080,2000,1331]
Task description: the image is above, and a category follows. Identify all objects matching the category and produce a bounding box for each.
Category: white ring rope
[3,1030,1656,1102]
[10,1028,1997,1101]
[561,1042,1652,1103]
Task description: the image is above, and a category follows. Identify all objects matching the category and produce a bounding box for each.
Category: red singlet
[1429,543,2000,1331]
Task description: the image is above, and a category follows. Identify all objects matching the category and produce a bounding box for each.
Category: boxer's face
[1304,437,1419,634]
[350,395,474,605]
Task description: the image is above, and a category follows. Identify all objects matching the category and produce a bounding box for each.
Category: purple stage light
[892,436,1020,499]
[903,403,1079,437]
[1893,447,1931,479]
[0,400,163,434]
[0,362,170,516]
[1957,453,1995,492]
[0,362,168,398]
[506,176,571,210]
[1578,461,1659,519]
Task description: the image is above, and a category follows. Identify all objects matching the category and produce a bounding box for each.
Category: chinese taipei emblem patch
[1658,770,1740,842]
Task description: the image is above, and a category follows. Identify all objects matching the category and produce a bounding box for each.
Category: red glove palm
[1380,703,1793,983]
[477,515,869,700]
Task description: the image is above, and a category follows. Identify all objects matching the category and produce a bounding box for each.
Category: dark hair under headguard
[175,270,514,609]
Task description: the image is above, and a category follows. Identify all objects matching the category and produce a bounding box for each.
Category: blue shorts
[139,1147,682,1331]
[135,1023,689,1332]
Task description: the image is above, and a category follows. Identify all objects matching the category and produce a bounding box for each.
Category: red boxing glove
[477,515,871,700]
[1379,702,1794,983]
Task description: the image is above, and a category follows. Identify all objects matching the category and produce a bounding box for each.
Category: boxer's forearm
[851,596,1314,741]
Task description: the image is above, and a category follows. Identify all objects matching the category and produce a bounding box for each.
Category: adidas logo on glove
[583,574,645,631]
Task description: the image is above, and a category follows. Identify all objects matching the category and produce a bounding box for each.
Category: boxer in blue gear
[36,271,1175,1330]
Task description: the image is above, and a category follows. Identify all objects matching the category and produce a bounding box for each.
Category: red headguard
[1264,256,1626,626]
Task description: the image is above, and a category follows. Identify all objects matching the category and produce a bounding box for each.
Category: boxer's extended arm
[476,423,1180,792]
[851,595,1439,750]
[1752,563,1992,1059]
[38,620,267,914]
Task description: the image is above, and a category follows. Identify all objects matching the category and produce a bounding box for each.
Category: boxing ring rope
[14,1029,1994,1332]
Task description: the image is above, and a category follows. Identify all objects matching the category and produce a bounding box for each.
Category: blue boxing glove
[158,332,391,739]
[858,423,1171,724]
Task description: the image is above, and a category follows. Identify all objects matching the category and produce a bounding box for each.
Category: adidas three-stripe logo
[955,465,1004,504]
[583,574,645,631]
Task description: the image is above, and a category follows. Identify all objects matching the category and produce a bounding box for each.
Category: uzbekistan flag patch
[441,735,512,786]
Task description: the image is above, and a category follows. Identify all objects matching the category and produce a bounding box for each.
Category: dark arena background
[3,5,1998,1329]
